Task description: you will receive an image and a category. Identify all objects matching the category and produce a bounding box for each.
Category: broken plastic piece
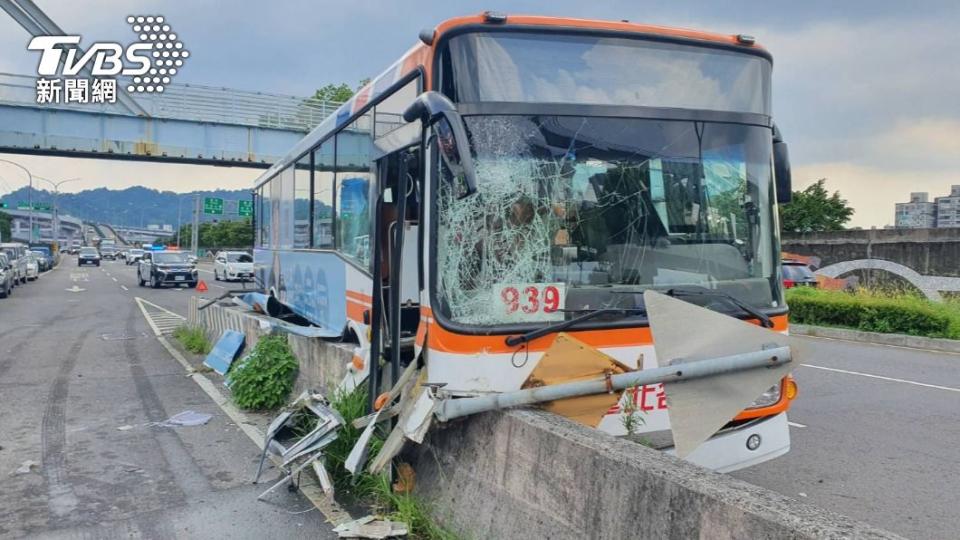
[12,460,39,475]
[313,459,334,497]
[162,410,213,427]
[335,517,408,539]
[346,409,380,476]
[203,329,246,375]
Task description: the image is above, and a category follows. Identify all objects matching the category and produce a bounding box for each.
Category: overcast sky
[1,0,958,227]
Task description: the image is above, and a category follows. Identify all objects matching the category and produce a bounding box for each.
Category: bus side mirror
[404,91,478,199]
[773,124,792,204]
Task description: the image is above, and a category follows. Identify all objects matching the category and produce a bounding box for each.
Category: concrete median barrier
[408,409,900,539]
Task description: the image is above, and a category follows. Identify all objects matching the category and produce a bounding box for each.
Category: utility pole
[190,195,199,256]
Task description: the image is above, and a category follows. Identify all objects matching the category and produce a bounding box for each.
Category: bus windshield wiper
[504,308,646,347]
[665,286,774,328]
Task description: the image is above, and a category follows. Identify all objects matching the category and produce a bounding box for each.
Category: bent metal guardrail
[0,72,341,132]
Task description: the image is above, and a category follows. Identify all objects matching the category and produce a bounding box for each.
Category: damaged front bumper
[665,412,791,473]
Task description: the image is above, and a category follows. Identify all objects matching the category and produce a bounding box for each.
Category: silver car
[0,253,14,297]
[0,243,27,285]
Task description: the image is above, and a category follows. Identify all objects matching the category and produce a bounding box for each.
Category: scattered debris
[162,411,213,427]
[334,516,408,539]
[11,460,39,475]
[345,409,380,475]
[346,361,423,476]
[312,459,334,497]
[254,390,343,501]
[203,329,246,375]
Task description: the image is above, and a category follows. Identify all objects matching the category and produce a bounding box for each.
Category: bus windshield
[442,32,771,114]
[435,115,781,326]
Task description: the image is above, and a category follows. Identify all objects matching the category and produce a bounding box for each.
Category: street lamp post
[34,176,81,248]
[0,158,34,242]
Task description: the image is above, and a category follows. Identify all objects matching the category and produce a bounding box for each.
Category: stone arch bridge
[817,259,960,302]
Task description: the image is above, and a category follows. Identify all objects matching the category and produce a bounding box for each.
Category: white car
[213,251,254,282]
[126,248,145,265]
[24,252,40,281]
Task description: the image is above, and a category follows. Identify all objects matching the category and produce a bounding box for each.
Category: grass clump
[228,335,298,410]
[326,387,459,540]
[369,474,460,540]
[325,387,384,500]
[787,287,960,339]
[173,325,212,354]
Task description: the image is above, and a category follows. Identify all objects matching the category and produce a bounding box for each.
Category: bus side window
[294,154,311,248]
[313,141,335,249]
[260,183,272,248]
[335,113,374,269]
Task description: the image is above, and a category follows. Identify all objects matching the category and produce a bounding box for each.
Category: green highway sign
[16,202,51,210]
[203,197,224,215]
[237,199,253,217]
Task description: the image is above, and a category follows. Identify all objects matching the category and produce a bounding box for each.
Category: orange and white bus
[252,12,797,472]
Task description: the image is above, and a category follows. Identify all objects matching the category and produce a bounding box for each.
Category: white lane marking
[797,334,960,356]
[111,277,117,282]
[788,421,807,428]
[121,285,129,291]
[136,297,187,319]
[801,364,960,394]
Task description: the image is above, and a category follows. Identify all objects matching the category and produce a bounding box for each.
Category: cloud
[0,153,258,195]
[760,17,960,163]
[793,161,958,229]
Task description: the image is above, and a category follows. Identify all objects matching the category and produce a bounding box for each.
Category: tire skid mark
[41,325,94,518]
[0,312,70,380]
[122,303,211,499]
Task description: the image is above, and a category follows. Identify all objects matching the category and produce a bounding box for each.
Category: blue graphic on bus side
[254,248,347,334]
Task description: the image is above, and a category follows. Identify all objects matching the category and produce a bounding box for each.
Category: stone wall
[783,228,960,277]
[408,409,899,540]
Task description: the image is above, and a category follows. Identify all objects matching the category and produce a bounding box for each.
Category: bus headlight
[747,383,782,409]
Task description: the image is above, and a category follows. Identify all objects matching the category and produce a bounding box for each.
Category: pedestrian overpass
[0,0,363,169]
[0,72,339,168]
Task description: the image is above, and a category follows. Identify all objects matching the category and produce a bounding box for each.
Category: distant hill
[0,186,251,228]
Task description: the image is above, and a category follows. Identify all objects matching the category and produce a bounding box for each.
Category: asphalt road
[732,335,960,540]
[0,259,332,539]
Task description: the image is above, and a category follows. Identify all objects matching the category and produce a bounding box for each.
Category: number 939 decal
[495,283,566,322]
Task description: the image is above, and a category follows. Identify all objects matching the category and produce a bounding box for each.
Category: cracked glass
[435,115,780,326]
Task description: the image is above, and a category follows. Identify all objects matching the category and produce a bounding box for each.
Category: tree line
[160,219,253,250]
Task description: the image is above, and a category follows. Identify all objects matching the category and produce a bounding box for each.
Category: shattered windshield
[435,115,781,326]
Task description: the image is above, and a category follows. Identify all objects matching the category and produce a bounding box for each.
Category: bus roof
[252,13,765,190]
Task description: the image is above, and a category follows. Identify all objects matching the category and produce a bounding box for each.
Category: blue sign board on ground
[204,330,246,375]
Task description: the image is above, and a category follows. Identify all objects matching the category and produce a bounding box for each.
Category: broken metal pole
[435,346,792,422]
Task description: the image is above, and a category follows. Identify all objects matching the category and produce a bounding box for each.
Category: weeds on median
[172,325,212,355]
[325,386,460,540]
[229,335,298,410]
